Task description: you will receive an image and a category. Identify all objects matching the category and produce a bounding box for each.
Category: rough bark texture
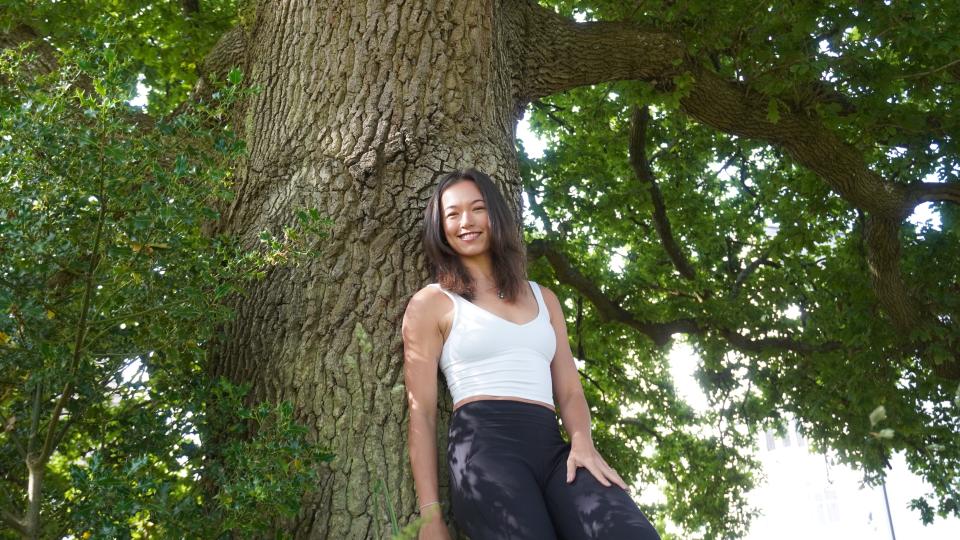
[206,1,527,537]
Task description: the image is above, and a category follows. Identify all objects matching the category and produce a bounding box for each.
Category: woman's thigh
[542,445,661,540]
[447,400,563,539]
[448,450,558,540]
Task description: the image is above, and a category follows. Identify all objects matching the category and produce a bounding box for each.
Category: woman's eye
[473,207,486,212]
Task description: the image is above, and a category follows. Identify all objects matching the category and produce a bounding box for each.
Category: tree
[2,1,958,538]
[0,18,333,540]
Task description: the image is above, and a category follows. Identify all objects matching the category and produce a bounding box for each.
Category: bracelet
[418,501,440,512]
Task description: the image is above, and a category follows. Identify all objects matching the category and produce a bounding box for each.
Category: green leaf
[228,67,243,85]
[766,98,780,124]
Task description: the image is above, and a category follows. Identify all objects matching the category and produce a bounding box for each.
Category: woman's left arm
[541,285,628,489]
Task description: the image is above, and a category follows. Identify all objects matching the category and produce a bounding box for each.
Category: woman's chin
[455,245,490,258]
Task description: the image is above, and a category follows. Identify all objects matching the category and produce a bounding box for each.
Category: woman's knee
[544,467,661,540]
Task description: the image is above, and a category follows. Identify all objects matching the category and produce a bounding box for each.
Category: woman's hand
[418,504,452,540]
[566,440,628,489]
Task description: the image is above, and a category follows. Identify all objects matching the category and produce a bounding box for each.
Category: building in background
[745,421,959,540]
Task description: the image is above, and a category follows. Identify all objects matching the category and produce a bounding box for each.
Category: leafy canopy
[524,1,959,536]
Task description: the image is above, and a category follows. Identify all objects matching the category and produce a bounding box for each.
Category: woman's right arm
[402,288,451,539]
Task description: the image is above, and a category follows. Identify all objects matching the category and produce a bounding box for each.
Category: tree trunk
[207,1,525,537]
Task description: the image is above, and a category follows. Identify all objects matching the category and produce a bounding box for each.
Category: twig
[901,59,960,80]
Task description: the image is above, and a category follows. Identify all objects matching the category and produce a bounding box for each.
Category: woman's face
[440,179,491,258]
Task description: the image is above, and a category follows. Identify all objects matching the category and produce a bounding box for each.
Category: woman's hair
[422,168,527,302]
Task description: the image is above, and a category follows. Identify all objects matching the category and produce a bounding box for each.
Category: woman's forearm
[408,410,441,505]
[557,389,594,447]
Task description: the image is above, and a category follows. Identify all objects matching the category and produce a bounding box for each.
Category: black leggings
[447,400,661,540]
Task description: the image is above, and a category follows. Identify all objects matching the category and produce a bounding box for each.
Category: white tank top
[429,280,557,407]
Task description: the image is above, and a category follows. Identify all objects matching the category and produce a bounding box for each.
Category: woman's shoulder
[403,284,455,338]
[530,281,557,302]
[530,282,563,319]
[406,284,455,315]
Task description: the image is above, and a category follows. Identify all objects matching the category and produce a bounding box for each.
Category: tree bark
[205,1,527,537]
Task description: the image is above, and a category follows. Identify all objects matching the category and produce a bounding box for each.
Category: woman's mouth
[459,232,481,241]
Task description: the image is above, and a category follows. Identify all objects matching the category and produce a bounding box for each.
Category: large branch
[527,238,839,355]
[512,2,948,331]
[628,105,697,281]
[678,66,912,219]
[507,1,684,102]
[907,181,960,206]
[863,215,921,330]
[514,3,911,220]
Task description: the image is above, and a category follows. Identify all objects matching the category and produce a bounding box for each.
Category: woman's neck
[461,254,495,288]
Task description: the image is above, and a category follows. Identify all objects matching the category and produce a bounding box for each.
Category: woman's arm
[540,285,628,489]
[401,287,451,536]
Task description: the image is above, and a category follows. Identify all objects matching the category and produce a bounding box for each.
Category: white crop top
[429,280,557,407]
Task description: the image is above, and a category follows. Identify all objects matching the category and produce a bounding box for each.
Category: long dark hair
[422,169,527,302]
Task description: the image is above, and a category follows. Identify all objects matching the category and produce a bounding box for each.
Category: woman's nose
[459,211,474,227]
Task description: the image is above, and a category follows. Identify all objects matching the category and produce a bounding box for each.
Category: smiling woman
[402,169,661,539]
[420,169,529,303]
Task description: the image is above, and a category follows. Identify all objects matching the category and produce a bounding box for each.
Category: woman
[402,169,661,539]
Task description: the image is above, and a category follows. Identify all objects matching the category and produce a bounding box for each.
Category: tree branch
[628,105,697,281]
[531,100,573,133]
[516,0,918,219]
[523,185,556,236]
[40,151,108,465]
[527,238,839,355]
[512,0,906,216]
[729,253,780,300]
[901,58,960,80]
[678,66,910,220]
[734,149,757,198]
[863,214,920,330]
[508,1,684,102]
[0,507,27,537]
[528,239,695,346]
[0,410,27,460]
[514,3,927,332]
[907,181,960,207]
[617,416,665,442]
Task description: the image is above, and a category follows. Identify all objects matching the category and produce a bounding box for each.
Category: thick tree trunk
[197,0,959,536]
[207,1,524,537]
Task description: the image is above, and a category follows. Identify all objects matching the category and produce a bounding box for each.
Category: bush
[0,39,331,539]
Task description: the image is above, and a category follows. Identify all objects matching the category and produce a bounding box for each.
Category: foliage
[0,39,331,538]
[2,0,243,115]
[523,1,960,537]
[3,1,958,539]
